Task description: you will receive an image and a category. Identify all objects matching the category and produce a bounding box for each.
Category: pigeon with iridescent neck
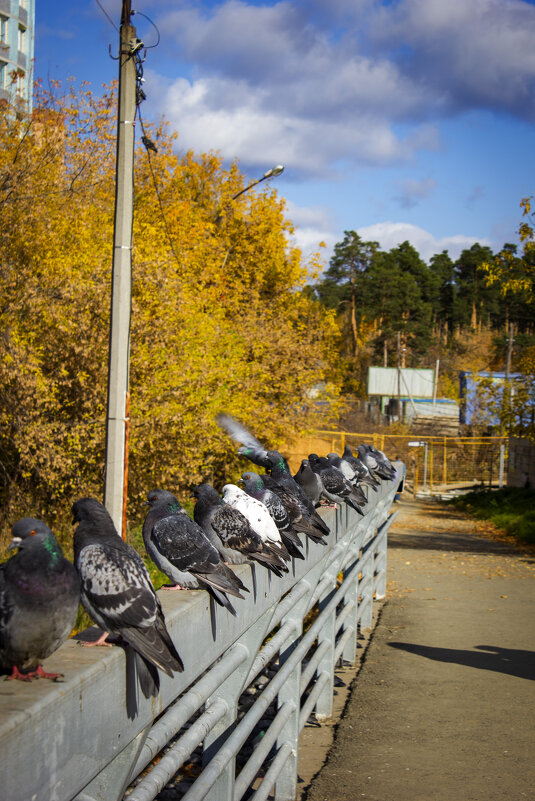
[0,518,80,681]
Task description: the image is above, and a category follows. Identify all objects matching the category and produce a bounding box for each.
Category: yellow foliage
[0,82,343,536]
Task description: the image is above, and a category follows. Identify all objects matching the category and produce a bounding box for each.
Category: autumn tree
[0,82,343,536]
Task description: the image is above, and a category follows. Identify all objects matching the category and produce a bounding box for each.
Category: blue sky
[35,0,535,265]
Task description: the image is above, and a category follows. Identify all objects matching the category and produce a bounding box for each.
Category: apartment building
[0,0,35,110]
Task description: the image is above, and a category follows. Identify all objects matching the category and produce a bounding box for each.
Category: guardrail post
[339,541,363,666]
[202,607,276,801]
[274,563,325,801]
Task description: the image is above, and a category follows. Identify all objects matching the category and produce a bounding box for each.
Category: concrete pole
[104,2,136,538]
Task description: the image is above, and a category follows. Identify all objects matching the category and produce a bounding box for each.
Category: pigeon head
[9,518,58,553]
[265,450,288,473]
[146,489,182,511]
[191,484,220,502]
[241,472,263,489]
[222,484,244,502]
[72,497,114,527]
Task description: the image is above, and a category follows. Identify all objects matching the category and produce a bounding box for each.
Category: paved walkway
[305,496,535,801]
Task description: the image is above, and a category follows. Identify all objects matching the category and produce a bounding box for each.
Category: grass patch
[450,487,535,545]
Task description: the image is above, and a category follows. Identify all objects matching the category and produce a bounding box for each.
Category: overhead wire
[94,0,120,33]
[131,29,183,271]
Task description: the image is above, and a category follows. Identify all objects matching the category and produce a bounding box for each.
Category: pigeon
[326,452,358,483]
[216,413,270,467]
[363,444,397,480]
[308,454,365,515]
[263,451,331,538]
[72,498,184,699]
[0,518,80,681]
[326,453,367,506]
[247,471,329,546]
[215,413,330,541]
[192,483,288,576]
[342,445,381,490]
[143,489,248,616]
[293,458,324,507]
[221,484,291,562]
[240,472,305,560]
[358,444,396,481]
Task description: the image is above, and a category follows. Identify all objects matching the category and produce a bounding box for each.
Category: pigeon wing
[212,505,262,552]
[78,543,159,631]
[151,515,221,574]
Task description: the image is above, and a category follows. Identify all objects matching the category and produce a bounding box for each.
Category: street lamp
[231,164,284,200]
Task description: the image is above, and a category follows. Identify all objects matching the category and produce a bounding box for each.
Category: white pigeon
[221,484,289,560]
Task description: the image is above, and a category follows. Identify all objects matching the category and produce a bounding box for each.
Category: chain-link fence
[285,432,507,494]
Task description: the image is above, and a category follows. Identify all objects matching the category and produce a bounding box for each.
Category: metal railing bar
[233,702,295,801]
[127,698,229,801]
[334,599,356,636]
[244,621,298,688]
[133,644,248,776]
[334,625,355,664]
[299,639,330,695]
[181,566,361,801]
[298,671,330,732]
[249,742,293,801]
[268,581,310,633]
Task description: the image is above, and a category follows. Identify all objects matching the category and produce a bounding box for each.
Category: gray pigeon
[263,451,331,537]
[192,483,288,576]
[0,518,80,681]
[308,454,365,515]
[358,444,396,481]
[251,472,329,546]
[364,444,397,479]
[240,472,304,559]
[326,454,367,505]
[293,458,324,507]
[143,489,248,616]
[342,445,381,490]
[216,413,270,467]
[73,498,184,699]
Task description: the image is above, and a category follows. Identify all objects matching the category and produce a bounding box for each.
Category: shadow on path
[388,530,520,555]
[388,642,535,681]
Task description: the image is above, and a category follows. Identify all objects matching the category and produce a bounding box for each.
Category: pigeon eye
[29,530,37,536]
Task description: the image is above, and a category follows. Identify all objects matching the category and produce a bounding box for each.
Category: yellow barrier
[286,432,507,492]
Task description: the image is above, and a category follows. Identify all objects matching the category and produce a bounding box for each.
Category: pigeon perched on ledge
[143,489,248,616]
[192,483,288,576]
[240,472,304,560]
[0,518,80,681]
[73,497,184,699]
[308,454,365,515]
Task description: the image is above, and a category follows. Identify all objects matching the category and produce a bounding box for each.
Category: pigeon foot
[81,631,112,647]
[6,665,64,681]
[162,583,184,591]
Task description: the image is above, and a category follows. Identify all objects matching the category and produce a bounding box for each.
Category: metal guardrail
[0,467,403,801]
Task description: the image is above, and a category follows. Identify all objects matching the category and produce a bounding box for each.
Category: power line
[94,0,120,33]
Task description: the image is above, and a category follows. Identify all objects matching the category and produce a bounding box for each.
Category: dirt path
[302,495,535,801]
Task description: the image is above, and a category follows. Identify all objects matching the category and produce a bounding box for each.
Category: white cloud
[283,200,338,263]
[356,221,492,262]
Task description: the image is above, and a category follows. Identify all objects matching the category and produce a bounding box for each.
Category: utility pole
[104,0,137,538]
[502,321,515,436]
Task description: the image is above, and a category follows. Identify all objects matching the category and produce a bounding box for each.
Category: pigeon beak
[8,537,22,551]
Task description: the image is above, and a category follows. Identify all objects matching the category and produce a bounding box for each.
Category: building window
[18,25,26,52]
[0,16,8,44]
[0,61,7,90]
[19,0,27,9]
[16,69,24,96]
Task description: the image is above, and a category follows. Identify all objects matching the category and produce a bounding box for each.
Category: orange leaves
[0,82,343,540]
